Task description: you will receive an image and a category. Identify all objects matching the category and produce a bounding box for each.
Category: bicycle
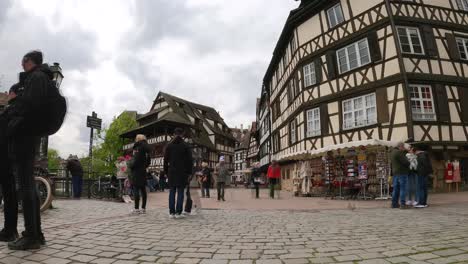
[90,175,120,200]
[16,165,53,213]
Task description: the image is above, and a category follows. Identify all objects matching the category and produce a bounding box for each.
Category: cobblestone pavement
[1,198,468,264]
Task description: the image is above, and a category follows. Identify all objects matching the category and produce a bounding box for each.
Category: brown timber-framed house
[120,92,236,172]
[263,0,468,189]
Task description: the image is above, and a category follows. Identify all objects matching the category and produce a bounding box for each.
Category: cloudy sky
[0,0,298,157]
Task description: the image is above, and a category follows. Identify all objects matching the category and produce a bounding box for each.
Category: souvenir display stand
[288,139,399,200]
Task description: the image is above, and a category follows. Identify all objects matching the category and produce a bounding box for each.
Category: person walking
[66,155,83,199]
[214,156,229,201]
[415,146,432,208]
[252,168,261,199]
[391,142,411,209]
[200,161,212,198]
[159,173,167,192]
[0,84,20,242]
[406,146,418,206]
[164,128,193,219]
[267,160,281,199]
[128,134,151,214]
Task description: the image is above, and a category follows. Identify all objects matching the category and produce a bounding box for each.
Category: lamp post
[38,62,64,162]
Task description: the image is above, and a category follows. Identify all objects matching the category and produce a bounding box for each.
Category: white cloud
[0,0,298,157]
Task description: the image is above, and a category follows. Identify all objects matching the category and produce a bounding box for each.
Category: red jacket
[267,166,281,179]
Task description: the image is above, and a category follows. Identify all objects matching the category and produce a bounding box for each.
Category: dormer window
[327,3,344,28]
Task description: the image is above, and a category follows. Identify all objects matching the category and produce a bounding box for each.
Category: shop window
[457,37,468,60]
[337,39,370,74]
[303,62,316,87]
[409,85,436,121]
[327,3,344,28]
[397,26,424,55]
[306,108,321,137]
[342,93,377,129]
[457,0,468,11]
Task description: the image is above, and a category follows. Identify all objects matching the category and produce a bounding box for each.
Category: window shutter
[315,58,323,84]
[458,87,468,123]
[376,88,390,123]
[434,84,450,122]
[420,25,438,57]
[445,33,461,60]
[326,50,338,79]
[368,30,382,62]
[320,104,329,136]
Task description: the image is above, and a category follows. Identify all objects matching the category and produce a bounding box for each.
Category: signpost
[86,111,102,198]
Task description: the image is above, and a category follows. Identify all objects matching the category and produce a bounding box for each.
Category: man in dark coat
[66,155,84,199]
[415,147,433,208]
[164,128,193,218]
[128,135,151,214]
[391,142,411,209]
[6,51,49,250]
[0,84,21,242]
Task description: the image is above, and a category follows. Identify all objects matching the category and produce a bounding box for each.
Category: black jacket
[417,152,433,176]
[66,159,83,178]
[164,136,193,187]
[129,140,150,187]
[201,167,212,187]
[6,65,52,136]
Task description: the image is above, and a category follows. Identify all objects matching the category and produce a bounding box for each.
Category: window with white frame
[306,108,321,137]
[342,93,377,129]
[327,3,344,28]
[457,0,468,11]
[337,39,371,74]
[290,121,297,144]
[457,37,468,60]
[409,85,436,121]
[303,62,316,87]
[397,26,424,55]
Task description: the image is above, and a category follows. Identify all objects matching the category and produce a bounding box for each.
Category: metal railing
[48,169,113,199]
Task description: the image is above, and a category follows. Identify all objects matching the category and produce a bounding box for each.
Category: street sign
[86,112,102,130]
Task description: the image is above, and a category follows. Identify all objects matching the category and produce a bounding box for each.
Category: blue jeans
[416,174,428,205]
[407,173,417,202]
[392,174,408,208]
[169,186,184,215]
[72,175,83,198]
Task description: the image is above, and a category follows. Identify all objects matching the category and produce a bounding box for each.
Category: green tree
[48,148,61,172]
[91,112,138,175]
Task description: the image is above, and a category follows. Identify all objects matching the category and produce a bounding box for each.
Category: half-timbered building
[232,126,250,182]
[257,86,272,171]
[246,122,259,168]
[263,0,468,190]
[120,92,236,172]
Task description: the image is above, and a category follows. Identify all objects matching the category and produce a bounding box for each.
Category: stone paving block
[358,259,391,264]
[334,254,362,262]
[25,254,50,262]
[174,258,201,264]
[212,254,239,260]
[155,257,176,263]
[386,256,413,263]
[432,248,465,257]
[90,258,117,264]
[408,253,439,261]
[179,253,213,259]
[282,258,310,264]
[69,254,98,262]
[199,260,228,264]
[0,256,26,264]
[42,258,71,264]
[255,260,282,264]
[308,257,335,263]
[113,261,139,264]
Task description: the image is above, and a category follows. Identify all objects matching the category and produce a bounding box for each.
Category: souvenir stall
[287,139,400,200]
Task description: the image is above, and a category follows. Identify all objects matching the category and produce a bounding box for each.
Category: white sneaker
[169,214,176,219]
[131,209,140,214]
[140,209,146,214]
[175,214,186,219]
[406,200,413,206]
[414,205,425,208]
[412,201,418,206]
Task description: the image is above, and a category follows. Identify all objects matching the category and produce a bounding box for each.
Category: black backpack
[36,80,67,136]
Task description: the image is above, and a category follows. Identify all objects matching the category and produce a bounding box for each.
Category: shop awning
[278,139,409,161]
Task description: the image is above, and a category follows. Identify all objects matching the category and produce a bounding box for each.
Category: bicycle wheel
[35,176,53,212]
[90,182,103,199]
